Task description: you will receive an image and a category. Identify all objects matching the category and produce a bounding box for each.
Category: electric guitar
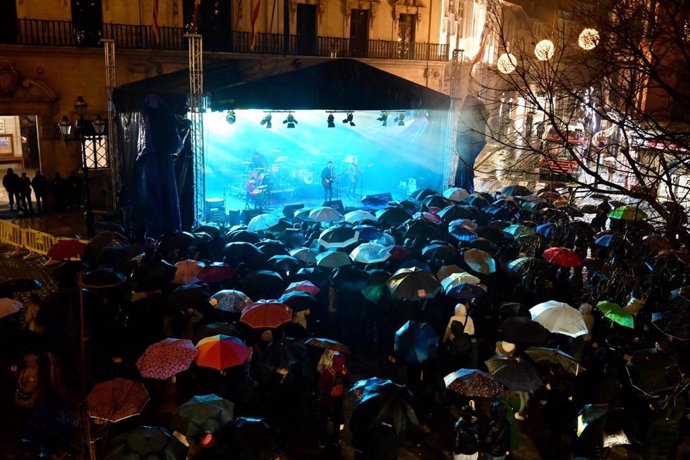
[322,172,345,187]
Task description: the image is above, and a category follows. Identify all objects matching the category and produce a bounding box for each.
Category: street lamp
[58,96,106,238]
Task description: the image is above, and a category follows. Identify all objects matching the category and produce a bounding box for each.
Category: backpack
[329,370,346,398]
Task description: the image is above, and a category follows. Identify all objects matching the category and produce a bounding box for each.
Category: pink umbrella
[197,264,236,283]
[284,280,320,296]
[136,338,198,380]
[173,260,205,284]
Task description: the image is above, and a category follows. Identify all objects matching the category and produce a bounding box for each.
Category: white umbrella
[350,243,391,264]
[316,250,352,268]
[443,187,470,202]
[530,300,589,338]
[344,210,377,224]
[247,213,281,232]
[0,298,23,319]
[309,207,342,223]
[289,247,317,266]
[440,272,481,292]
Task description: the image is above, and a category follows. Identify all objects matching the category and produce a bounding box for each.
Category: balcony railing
[13,18,449,61]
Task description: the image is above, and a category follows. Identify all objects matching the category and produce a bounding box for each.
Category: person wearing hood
[483,399,511,460]
[443,304,475,368]
[453,401,480,460]
[444,304,475,342]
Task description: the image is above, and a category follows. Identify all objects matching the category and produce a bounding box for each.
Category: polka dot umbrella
[209,289,252,313]
[136,338,198,380]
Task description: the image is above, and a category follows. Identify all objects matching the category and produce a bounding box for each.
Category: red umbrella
[196,334,251,371]
[47,239,86,260]
[197,264,236,283]
[87,378,149,424]
[240,301,292,329]
[284,280,320,296]
[542,247,583,267]
[136,338,198,380]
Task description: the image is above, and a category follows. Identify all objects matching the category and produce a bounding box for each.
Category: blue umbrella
[354,225,385,242]
[535,222,556,238]
[449,220,479,242]
[394,321,440,365]
[594,234,624,248]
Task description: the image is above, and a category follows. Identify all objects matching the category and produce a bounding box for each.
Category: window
[398,14,416,58]
[84,136,109,169]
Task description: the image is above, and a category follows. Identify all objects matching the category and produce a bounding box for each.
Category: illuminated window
[83,136,109,169]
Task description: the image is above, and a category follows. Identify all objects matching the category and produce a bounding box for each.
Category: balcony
[12,18,449,61]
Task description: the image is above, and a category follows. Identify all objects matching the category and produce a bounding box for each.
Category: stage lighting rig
[260,114,272,129]
[327,113,336,128]
[394,112,406,126]
[225,110,236,124]
[377,111,388,126]
[283,113,298,128]
[342,112,355,126]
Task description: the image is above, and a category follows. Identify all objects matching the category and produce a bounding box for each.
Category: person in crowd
[453,402,480,460]
[51,172,66,212]
[65,170,83,210]
[483,400,511,460]
[3,167,20,211]
[31,170,48,214]
[317,351,348,448]
[18,172,33,215]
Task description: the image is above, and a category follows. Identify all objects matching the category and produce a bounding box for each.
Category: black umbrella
[438,205,470,223]
[268,255,302,275]
[499,302,531,320]
[376,207,411,227]
[331,264,369,291]
[626,348,684,396]
[223,242,265,267]
[462,194,491,209]
[499,317,550,344]
[490,358,543,393]
[651,310,690,341]
[507,256,551,278]
[193,322,242,343]
[81,268,127,289]
[524,347,584,375]
[410,188,438,201]
[227,229,261,243]
[256,240,289,258]
[229,416,280,457]
[154,231,195,259]
[502,185,532,196]
[278,291,316,312]
[130,258,177,292]
[421,242,457,264]
[421,194,452,210]
[318,225,359,249]
[467,237,498,254]
[243,270,285,300]
[388,268,440,300]
[168,284,210,311]
[399,219,443,240]
[350,380,419,435]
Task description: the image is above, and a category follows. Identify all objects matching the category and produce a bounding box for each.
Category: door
[398,14,416,59]
[183,0,232,51]
[0,0,18,44]
[296,4,317,55]
[71,0,103,47]
[349,10,369,58]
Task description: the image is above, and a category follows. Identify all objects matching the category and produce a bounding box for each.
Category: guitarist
[321,161,336,203]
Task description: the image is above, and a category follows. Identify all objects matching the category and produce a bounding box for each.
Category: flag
[249,0,261,51]
[471,23,490,67]
[191,0,202,34]
[152,0,160,44]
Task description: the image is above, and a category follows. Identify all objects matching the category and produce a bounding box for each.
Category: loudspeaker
[227,210,242,226]
[282,203,305,219]
[242,209,263,224]
[361,193,393,207]
[325,200,344,212]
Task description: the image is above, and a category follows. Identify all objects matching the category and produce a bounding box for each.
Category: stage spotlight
[394,113,406,126]
[377,111,388,126]
[225,110,236,124]
[327,114,335,128]
[260,114,272,129]
[283,113,298,128]
[342,112,355,126]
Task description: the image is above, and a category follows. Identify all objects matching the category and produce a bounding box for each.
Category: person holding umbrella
[317,351,349,448]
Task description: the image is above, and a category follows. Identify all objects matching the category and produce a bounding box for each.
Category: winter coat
[453,413,480,454]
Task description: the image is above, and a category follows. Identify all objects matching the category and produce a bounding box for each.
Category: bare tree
[467,0,690,239]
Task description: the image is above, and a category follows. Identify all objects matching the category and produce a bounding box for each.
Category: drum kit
[241,155,318,194]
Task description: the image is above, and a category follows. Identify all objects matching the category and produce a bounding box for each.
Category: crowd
[2,168,83,215]
[0,183,689,460]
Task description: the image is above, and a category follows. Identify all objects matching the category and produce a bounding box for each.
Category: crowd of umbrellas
[1,182,690,459]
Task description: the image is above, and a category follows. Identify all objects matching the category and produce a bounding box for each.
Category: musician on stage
[321,161,335,203]
[251,151,267,170]
[347,157,360,198]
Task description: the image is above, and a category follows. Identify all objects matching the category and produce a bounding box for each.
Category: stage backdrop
[204,108,448,207]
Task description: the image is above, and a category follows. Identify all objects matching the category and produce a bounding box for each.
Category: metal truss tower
[102,38,119,209]
[186,33,205,226]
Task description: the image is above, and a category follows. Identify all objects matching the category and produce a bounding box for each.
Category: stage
[202,109,450,225]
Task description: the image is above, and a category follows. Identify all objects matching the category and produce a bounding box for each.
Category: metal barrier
[0,220,23,247]
[22,228,56,256]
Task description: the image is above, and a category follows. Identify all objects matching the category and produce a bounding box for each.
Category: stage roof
[113,58,451,113]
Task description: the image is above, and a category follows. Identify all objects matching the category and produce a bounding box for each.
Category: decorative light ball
[497,52,517,74]
[457,36,480,60]
[578,28,600,50]
[534,39,555,61]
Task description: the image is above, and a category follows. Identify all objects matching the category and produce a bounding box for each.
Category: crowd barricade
[0,220,23,248]
[22,228,57,256]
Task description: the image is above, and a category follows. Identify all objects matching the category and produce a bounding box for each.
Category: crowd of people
[2,168,83,215]
[0,183,689,460]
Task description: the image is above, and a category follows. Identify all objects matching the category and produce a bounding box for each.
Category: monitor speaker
[242,209,263,224]
[282,203,305,219]
[325,200,344,212]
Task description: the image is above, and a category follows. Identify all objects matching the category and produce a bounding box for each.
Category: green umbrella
[362,283,387,304]
[105,426,188,460]
[171,394,234,442]
[595,300,634,329]
[608,205,647,221]
[502,224,535,239]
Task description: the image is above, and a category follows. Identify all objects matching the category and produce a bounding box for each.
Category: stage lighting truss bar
[102,38,119,209]
[187,33,205,227]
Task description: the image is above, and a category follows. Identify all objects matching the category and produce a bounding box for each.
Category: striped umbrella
[195,334,251,370]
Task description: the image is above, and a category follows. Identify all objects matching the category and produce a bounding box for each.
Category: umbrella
[484,354,515,373]
[87,378,149,424]
[0,298,23,319]
[309,206,342,223]
[240,301,292,329]
[247,213,281,232]
[594,234,626,248]
[399,218,443,240]
[284,280,320,296]
[444,281,487,300]
[542,247,583,267]
[608,205,647,221]
[421,242,457,264]
[502,185,532,196]
[625,348,684,396]
[223,242,264,267]
[490,359,543,393]
[227,229,260,243]
[499,317,550,344]
[502,224,535,239]
[651,310,690,341]
[350,377,397,399]
[243,270,285,299]
[255,240,289,258]
[173,259,205,284]
[530,301,589,338]
[130,259,176,292]
[354,224,386,243]
[289,247,317,265]
[278,290,316,312]
[229,417,280,455]
[462,194,491,209]
[197,264,235,283]
[410,188,438,201]
[441,271,481,290]
[499,302,531,319]
[412,211,444,224]
[535,222,558,238]
[394,321,440,365]
[376,207,411,227]
[507,257,550,277]
[388,268,440,300]
[305,337,350,354]
[318,226,359,249]
[350,242,391,264]
[577,404,608,437]
[463,248,496,275]
[209,289,252,313]
[168,284,209,311]
[436,264,465,281]
[350,380,419,435]
[316,250,352,268]
[193,322,242,343]
[137,338,198,380]
[171,394,234,440]
[81,268,128,289]
[268,255,302,275]
[344,209,377,223]
[331,264,369,291]
[595,300,634,329]
[449,220,479,242]
[105,426,187,460]
[196,334,251,370]
[444,369,503,398]
[47,239,86,260]
[643,234,674,252]
[421,194,452,210]
[524,346,584,375]
[444,187,471,202]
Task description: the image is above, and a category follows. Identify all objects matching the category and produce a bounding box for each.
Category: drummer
[251,151,267,170]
